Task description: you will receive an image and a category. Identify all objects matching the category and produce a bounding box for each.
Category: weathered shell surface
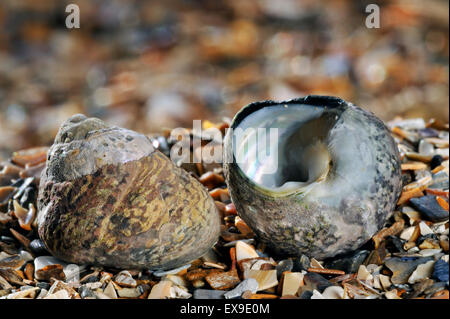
[223,96,402,259]
[38,114,220,270]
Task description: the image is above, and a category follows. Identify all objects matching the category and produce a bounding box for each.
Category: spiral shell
[38,114,220,270]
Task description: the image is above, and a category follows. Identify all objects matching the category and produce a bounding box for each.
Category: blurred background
[0,0,448,159]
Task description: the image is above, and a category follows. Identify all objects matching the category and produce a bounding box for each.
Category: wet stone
[409,196,449,222]
[432,259,449,282]
[325,250,370,274]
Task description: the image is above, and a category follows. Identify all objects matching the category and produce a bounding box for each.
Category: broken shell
[38,114,220,270]
[223,96,402,259]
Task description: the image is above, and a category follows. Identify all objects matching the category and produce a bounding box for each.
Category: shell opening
[232,103,337,194]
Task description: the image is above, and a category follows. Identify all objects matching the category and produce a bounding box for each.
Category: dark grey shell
[223,96,402,259]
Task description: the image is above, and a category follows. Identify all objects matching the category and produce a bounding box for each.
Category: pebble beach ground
[0,116,448,300]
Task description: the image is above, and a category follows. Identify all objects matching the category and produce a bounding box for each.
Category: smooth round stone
[29,239,49,256]
[410,196,449,222]
[418,140,434,156]
[430,155,444,170]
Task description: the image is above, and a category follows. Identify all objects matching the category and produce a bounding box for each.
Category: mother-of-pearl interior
[232,104,338,193]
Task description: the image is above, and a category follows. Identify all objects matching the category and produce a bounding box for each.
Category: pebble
[114,270,137,288]
[117,287,141,298]
[325,250,370,274]
[419,249,442,257]
[310,258,324,269]
[302,273,333,293]
[29,239,48,255]
[430,155,444,170]
[245,269,278,291]
[193,289,226,299]
[276,259,293,279]
[205,269,241,290]
[385,289,401,299]
[166,274,188,287]
[292,254,310,272]
[429,171,449,189]
[0,275,13,290]
[79,285,96,299]
[224,278,258,299]
[44,289,70,299]
[148,280,172,299]
[418,140,434,156]
[35,264,66,281]
[36,282,51,290]
[357,265,373,282]
[419,221,434,236]
[424,281,447,295]
[19,250,33,262]
[432,259,449,282]
[379,274,392,290]
[48,280,79,299]
[171,285,192,299]
[0,255,25,269]
[299,290,314,299]
[310,289,324,299]
[408,260,435,284]
[235,241,259,262]
[400,226,416,241]
[6,286,39,299]
[410,196,449,222]
[384,257,433,284]
[36,289,48,299]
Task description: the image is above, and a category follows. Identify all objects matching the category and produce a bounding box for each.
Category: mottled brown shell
[38,114,220,270]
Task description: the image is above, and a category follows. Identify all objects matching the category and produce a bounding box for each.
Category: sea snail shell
[223,96,402,259]
[38,114,220,270]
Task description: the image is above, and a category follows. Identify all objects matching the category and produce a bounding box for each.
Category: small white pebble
[419,221,434,236]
